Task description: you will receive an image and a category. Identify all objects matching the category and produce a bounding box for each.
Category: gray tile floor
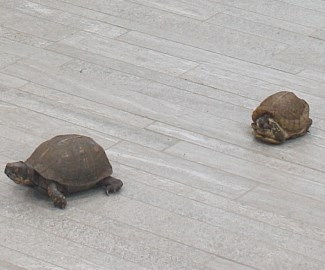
[0,0,325,269]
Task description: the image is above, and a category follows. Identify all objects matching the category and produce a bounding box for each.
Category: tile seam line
[109,174,325,245]
[1,4,129,39]
[67,204,242,270]
[176,62,202,77]
[115,156,325,207]
[112,16,291,49]
[0,185,260,270]
[0,208,230,270]
[308,35,325,42]
[0,214,155,270]
[2,165,325,250]
[111,141,267,187]
[0,33,78,65]
[0,99,122,144]
[103,154,240,202]
[144,122,325,172]
[73,192,325,265]
[17,79,156,126]
[55,56,263,109]
[155,128,325,177]
[49,31,325,91]
[41,44,325,107]
[0,35,72,69]
[46,33,300,79]
[17,84,154,129]
[58,31,200,67]
[80,209,220,270]
[202,9,316,36]
[57,53,235,101]
[111,152,258,192]
[163,147,325,196]
[125,0,218,22]
[275,0,325,14]
[203,19,316,46]
[159,138,181,152]
[0,243,68,270]
[234,183,260,200]
[34,0,309,52]
[53,0,212,23]
[0,8,80,41]
[176,62,325,99]
[0,95,173,152]
[0,132,42,154]
[0,125,105,152]
[67,216,258,270]
[180,75,325,105]
[110,139,325,200]
[0,209,257,270]
[295,69,325,81]
[205,4,325,29]
[57,0,325,23]
[210,0,325,19]
[64,24,300,76]
[0,58,27,74]
[0,25,54,43]
[27,0,122,21]
[144,123,325,174]
[1,11,128,42]
[114,193,325,261]
[57,0,322,32]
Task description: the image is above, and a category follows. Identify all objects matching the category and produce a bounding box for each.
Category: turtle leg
[47,182,67,209]
[99,177,123,195]
[23,179,37,187]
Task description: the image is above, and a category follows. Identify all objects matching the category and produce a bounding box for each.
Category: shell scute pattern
[26,134,112,187]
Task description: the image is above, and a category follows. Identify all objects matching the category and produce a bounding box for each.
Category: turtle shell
[252,91,311,132]
[25,134,112,187]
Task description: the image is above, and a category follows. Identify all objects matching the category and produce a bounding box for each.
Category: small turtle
[251,91,312,144]
[4,134,123,209]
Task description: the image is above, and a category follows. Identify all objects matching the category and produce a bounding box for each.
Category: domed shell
[25,134,112,186]
[252,91,311,132]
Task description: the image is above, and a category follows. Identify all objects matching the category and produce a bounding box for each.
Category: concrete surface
[0,0,325,269]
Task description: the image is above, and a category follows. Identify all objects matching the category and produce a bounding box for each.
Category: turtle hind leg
[99,177,123,195]
[47,182,67,209]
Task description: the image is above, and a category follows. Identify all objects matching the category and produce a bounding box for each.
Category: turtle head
[4,161,35,185]
[251,114,286,144]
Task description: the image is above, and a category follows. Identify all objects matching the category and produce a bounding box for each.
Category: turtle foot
[104,178,123,195]
[53,194,67,209]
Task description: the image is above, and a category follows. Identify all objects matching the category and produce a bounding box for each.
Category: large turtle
[4,134,123,209]
[251,91,312,144]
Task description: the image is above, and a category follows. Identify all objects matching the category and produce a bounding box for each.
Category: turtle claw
[53,194,67,209]
[48,182,67,209]
[105,178,123,195]
[105,187,110,196]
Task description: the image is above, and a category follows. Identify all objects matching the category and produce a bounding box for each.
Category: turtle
[251,91,312,144]
[4,134,123,209]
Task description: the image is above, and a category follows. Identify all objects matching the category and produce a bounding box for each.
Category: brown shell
[25,134,112,186]
[252,91,311,132]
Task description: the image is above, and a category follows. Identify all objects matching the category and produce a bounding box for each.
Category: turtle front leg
[22,179,37,187]
[47,182,67,209]
[99,177,123,195]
